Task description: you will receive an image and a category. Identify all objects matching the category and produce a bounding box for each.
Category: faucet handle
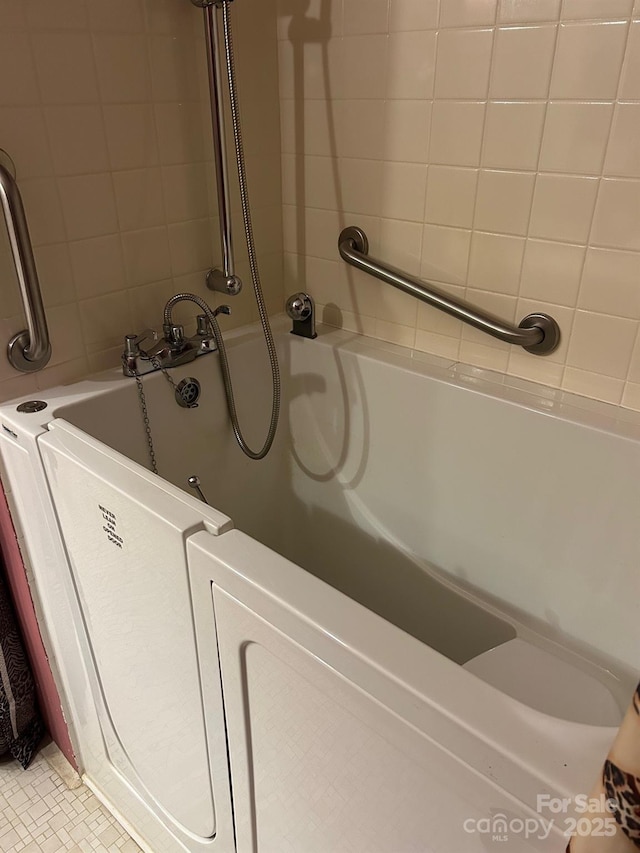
[161,323,185,347]
[123,329,156,357]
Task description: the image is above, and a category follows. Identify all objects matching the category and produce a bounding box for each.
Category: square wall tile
[491,25,557,100]
[113,169,166,232]
[25,0,88,29]
[86,0,145,32]
[580,248,640,319]
[622,383,640,412]
[35,243,76,308]
[435,29,494,99]
[379,218,423,276]
[44,106,109,176]
[567,310,637,378]
[381,162,428,221]
[520,239,584,305]
[79,290,132,349]
[168,219,213,276]
[70,235,126,300]
[0,2,27,29]
[58,174,118,241]
[604,104,640,179]
[32,33,98,104]
[425,166,478,229]
[47,303,86,365]
[620,22,640,99]
[340,158,384,217]
[278,38,344,101]
[498,0,561,23]
[429,101,485,166]
[340,100,386,160]
[374,318,416,348]
[507,349,564,389]
[474,170,536,236]
[387,31,436,99]
[421,224,471,286]
[103,105,159,172]
[0,107,53,177]
[376,283,418,328]
[383,100,430,163]
[414,329,461,360]
[539,102,613,174]
[342,35,387,99]
[19,178,66,246]
[162,163,210,224]
[468,231,525,295]
[149,35,200,102]
[121,226,172,286]
[591,179,640,251]
[561,0,633,19]
[93,34,152,103]
[550,22,628,99]
[562,369,624,405]
[344,0,388,34]
[389,0,438,31]
[0,34,40,106]
[334,265,381,318]
[529,174,598,244]
[155,102,205,164]
[440,0,497,27]
[629,335,640,383]
[459,339,510,371]
[482,101,546,170]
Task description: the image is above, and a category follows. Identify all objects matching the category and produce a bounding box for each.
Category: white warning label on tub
[99,503,124,549]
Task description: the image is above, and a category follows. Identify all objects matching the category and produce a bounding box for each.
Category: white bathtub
[0,318,637,852]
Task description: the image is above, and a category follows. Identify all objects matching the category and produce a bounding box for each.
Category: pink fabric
[0,485,76,769]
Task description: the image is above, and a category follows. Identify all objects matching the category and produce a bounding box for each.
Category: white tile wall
[278,0,640,409]
[0,0,283,403]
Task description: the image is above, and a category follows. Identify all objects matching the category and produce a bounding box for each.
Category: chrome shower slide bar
[200,1,242,297]
[338,227,560,356]
[0,161,51,372]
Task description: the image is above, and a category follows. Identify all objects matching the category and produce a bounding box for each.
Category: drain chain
[132,369,158,475]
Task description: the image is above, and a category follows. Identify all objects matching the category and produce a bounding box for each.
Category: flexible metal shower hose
[166,2,281,461]
[164,291,277,459]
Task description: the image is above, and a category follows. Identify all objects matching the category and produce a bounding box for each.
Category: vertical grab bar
[0,163,51,372]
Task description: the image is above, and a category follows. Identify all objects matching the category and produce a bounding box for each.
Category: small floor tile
[0,751,142,853]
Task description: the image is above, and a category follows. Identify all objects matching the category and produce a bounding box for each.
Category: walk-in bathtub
[0,318,637,852]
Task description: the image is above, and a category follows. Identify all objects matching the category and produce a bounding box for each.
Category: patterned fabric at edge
[568,682,640,852]
[0,569,43,768]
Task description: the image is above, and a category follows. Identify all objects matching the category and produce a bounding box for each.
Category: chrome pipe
[0,163,51,372]
[201,3,242,296]
[338,226,560,356]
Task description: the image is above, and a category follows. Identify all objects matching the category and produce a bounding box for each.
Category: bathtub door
[39,419,235,853]
[188,529,572,853]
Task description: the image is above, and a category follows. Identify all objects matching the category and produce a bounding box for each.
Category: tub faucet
[122,307,230,377]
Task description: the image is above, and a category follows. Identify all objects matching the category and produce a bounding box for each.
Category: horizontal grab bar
[0,162,51,372]
[338,226,560,356]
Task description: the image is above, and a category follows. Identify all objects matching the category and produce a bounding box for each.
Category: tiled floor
[0,744,142,853]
